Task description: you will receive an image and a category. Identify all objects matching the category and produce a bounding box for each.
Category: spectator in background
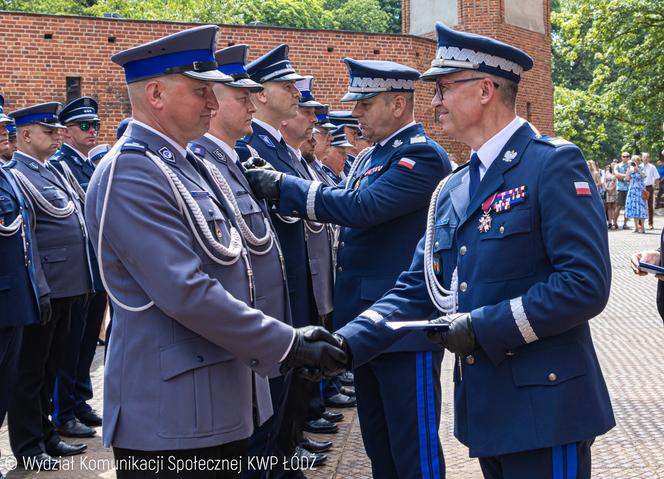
[657,155,664,208]
[642,152,660,229]
[614,152,631,229]
[604,164,618,229]
[625,154,647,233]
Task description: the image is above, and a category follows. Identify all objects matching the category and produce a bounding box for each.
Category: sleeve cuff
[278,329,297,363]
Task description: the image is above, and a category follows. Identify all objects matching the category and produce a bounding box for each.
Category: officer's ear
[19,126,31,144]
[391,94,408,119]
[143,79,167,110]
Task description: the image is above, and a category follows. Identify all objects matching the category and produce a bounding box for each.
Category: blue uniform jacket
[0,164,46,327]
[338,123,615,456]
[50,144,103,291]
[278,123,451,352]
[237,121,317,328]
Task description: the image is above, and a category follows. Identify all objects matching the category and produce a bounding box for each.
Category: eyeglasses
[434,77,499,100]
[77,121,100,132]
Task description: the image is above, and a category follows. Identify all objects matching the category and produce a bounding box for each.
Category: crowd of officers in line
[0,18,616,479]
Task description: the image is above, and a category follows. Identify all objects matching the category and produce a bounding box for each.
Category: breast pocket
[479,208,535,282]
[235,192,267,235]
[41,187,68,208]
[0,195,18,225]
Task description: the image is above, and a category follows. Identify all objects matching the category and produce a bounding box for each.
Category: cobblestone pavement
[2,216,663,478]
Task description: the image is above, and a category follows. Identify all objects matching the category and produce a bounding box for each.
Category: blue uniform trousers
[0,326,23,431]
[478,440,592,479]
[54,290,106,423]
[354,351,444,479]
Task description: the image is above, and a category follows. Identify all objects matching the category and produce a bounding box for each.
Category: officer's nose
[205,88,219,111]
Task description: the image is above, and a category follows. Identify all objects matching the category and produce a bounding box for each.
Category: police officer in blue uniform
[0,109,51,476]
[87,26,345,478]
[49,96,106,436]
[245,58,452,479]
[327,110,360,176]
[0,96,14,163]
[319,125,353,184]
[7,102,93,469]
[333,22,615,479]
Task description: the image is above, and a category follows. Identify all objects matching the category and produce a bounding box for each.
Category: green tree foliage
[1,0,398,33]
[553,0,664,162]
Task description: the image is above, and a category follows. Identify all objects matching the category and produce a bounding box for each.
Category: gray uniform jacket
[295,153,334,316]
[189,134,292,326]
[85,122,294,451]
[11,151,92,299]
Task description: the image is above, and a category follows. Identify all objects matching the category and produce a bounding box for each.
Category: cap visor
[0,115,13,124]
[341,91,380,102]
[299,100,324,107]
[65,114,100,123]
[420,66,464,81]
[332,142,354,148]
[317,122,336,129]
[270,72,306,82]
[227,78,264,92]
[37,121,65,129]
[183,70,233,83]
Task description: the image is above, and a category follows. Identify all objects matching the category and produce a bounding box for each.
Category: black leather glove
[426,313,476,355]
[39,295,52,326]
[333,333,353,370]
[242,156,276,171]
[245,169,284,201]
[281,326,347,379]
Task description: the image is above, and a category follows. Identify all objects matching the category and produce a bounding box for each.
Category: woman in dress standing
[604,164,618,229]
[625,154,648,233]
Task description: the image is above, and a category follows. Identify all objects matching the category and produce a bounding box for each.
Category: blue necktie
[469,153,481,199]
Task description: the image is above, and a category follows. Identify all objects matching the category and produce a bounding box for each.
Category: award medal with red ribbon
[478,193,498,233]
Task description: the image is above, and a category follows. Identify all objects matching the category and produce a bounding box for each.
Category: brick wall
[0,9,552,162]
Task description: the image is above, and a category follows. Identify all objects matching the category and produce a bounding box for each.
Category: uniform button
[499,225,505,234]
[548,372,557,382]
[337,266,343,272]
[292,210,299,215]
[459,282,467,292]
[465,355,475,365]
[208,209,214,215]
[434,241,440,249]
[339,242,345,248]
[196,355,205,363]
[250,359,259,367]
[459,245,467,256]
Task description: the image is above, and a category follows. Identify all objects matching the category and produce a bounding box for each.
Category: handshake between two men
[280,315,479,382]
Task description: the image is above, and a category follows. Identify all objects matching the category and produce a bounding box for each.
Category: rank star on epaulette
[502,150,517,162]
[392,139,403,148]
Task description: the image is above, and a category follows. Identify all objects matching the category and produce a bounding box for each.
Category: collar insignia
[392,139,403,148]
[259,135,275,148]
[213,149,226,162]
[502,150,517,162]
[158,147,175,163]
[29,162,39,171]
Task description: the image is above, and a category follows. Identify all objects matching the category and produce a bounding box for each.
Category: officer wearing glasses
[49,97,106,438]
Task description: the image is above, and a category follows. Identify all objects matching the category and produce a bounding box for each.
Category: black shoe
[46,440,88,457]
[18,452,60,470]
[293,446,327,467]
[339,385,355,397]
[324,393,356,408]
[77,409,103,427]
[300,437,333,453]
[303,418,338,434]
[321,410,344,423]
[338,371,354,386]
[57,418,96,438]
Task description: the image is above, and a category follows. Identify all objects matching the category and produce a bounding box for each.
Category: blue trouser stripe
[552,445,563,479]
[566,443,577,479]
[415,352,431,479]
[425,352,441,479]
[53,377,61,424]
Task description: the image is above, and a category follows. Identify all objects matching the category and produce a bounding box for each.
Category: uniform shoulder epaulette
[451,162,469,175]
[120,140,148,153]
[534,135,573,148]
[50,150,65,162]
[190,144,207,157]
